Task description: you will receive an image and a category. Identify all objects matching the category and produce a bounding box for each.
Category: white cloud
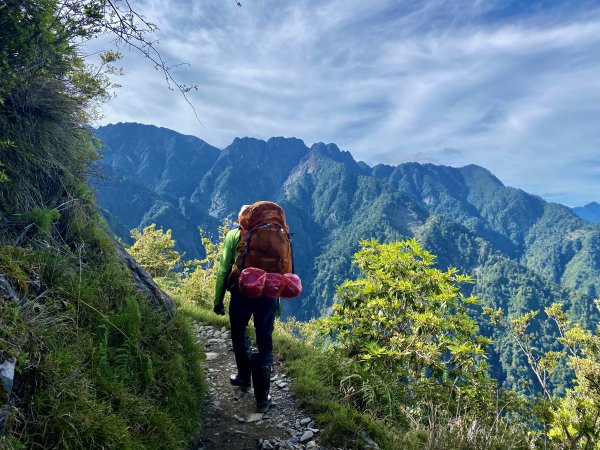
[89,0,600,206]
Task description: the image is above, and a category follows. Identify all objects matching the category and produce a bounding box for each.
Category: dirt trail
[192,322,329,450]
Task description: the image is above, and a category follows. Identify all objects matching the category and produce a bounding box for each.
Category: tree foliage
[488,301,600,449]
[1,0,151,230]
[93,124,600,396]
[170,219,233,308]
[317,239,529,448]
[128,224,181,278]
[127,219,234,308]
[0,0,197,226]
[145,225,600,448]
[548,301,600,449]
[324,239,489,382]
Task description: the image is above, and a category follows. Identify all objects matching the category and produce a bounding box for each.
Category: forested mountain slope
[573,201,600,223]
[95,123,600,389]
[94,123,223,257]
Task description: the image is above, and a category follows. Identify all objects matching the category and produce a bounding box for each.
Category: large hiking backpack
[227,201,296,296]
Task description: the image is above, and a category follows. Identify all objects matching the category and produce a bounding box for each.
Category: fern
[142,354,155,387]
[113,296,141,340]
[113,346,130,376]
[95,324,110,378]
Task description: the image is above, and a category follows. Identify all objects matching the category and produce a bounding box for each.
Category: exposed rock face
[0,274,18,432]
[114,242,176,319]
[0,357,16,432]
[0,274,19,304]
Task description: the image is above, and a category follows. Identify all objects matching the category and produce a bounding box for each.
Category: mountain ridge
[93,122,600,390]
[573,201,600,223]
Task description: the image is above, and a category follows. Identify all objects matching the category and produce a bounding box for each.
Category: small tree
[128,224,181,278]
[172,219,234,308]
[489,301,600,449]
[322,239,493,423]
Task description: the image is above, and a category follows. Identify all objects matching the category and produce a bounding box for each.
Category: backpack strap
[240,223,273,271]
[239,230,253,271]
[289,232,295,274]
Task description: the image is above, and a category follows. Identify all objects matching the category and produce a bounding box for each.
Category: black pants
[229,290,278,367]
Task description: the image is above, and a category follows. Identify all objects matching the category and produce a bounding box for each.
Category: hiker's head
[238,204,251,222]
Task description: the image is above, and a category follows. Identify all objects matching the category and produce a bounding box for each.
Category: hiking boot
[229,373,251,391]
[231,345,252,391]
[256,395,271,413]
[251,353,271,412]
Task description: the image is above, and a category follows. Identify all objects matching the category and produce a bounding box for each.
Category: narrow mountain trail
[192,322,330,450]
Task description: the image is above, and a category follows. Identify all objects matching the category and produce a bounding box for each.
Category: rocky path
[192,322,328,450]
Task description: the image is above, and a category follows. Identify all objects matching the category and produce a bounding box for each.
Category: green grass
[0,234,207,450]
[273,331,405,449]
[0,5,208,446]
[179,303,231,330]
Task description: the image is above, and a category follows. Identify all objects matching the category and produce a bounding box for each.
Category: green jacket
[214,228,240,307]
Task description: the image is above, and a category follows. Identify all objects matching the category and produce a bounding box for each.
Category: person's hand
[213,303,225,316]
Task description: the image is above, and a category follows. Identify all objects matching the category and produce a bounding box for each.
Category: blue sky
[91,0,600,206]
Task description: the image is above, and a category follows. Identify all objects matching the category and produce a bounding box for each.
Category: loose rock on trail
[192,322,328,450]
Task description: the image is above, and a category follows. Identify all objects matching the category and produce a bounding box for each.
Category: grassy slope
[0,223,206,449]
[1,5,207,443]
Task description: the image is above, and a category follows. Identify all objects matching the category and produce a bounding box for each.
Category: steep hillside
[94,123,600,390]
[96,122,221,198]
[94,124,223,257]
[0,5,205,448]
[373,163,600,301]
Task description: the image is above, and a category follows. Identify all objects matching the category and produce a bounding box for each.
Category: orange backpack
[228,201,294,291]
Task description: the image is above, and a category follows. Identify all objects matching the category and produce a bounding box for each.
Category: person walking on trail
[213,201,298,413]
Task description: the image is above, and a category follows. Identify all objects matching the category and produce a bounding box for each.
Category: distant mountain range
[573,202,600,223]
[93,122,600,390]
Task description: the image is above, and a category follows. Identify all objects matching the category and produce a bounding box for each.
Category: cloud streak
[90,0,600,206]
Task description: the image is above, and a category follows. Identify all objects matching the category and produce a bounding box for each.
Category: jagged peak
[385,162,504,187]
[228,136,307,149]
[221,137,267,159]
[266,136,307,148]
[222,136,309,164]
[230,136,266,145]
[311,141,340,154]
[372,163,393,170]
[98,123,514,191]
[309,142,358,166]
[371,163,394,179]
[459,164,504,186]
[356,161,371,172]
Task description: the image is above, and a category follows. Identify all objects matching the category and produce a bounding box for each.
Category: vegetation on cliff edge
[0,1,205,448]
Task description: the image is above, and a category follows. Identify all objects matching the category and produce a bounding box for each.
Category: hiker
[213,201,296,412]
